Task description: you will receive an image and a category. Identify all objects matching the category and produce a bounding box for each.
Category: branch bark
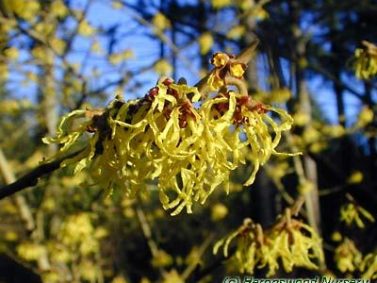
[0,149,83,200]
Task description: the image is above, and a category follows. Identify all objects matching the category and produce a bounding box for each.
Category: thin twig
[181,233,214,280]
[135,205,159,257]
[0,149,83,200]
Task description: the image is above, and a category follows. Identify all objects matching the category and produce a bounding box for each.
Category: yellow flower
[152,13,171,31]
[207,72,225,90]
[78,20,95,37]
[211,203,229,221]
[92,41,103,54]
[208,52,247,90]
[204,91,295,186]
[4,0,40,21]
[140,278,151,283]
[211,52,230,67]
[151,249,173,268]
[269,88,291,103]
[298,180,315,195]
[112,1,123,10]
[4,231,18,241]
[229,63,245,78]
[331,231,342,242]
[161,270,184,283]
[335,238,362,273]
[340,202,375,228]
[198,32,214,54]
[48,242,71,263]
[360,253,377,279]
[44,79,295,215]
[302,126,321,144]
[112,276,128,283]
[32,46,53,65]
[356,106,374,127]
[214,215,323,276]
[17,242,46,261]
[0,64,9,81]
[354,41,377,80]
[293,111,310,126]
[154,59,172,75]
[322,124,345,138]
[34,22,55,37]
[79,261,98,281]
[4,47,19,60]
[211,0,232,9]
[42,272,60,283]
[49,37,66,55]
[50,0,68,17]
[227,25,246,40]
[347,170,363,184]
[254,7,269,20]
[236,0,253,10]
[43,45,298,216]
[109,49,134,65]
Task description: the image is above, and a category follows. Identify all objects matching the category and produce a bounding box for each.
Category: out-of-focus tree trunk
[32,8,57,273]
[243,14,259,91]
[0,148,35,231]
[39,47,57,155]
[242,8,276,226]
[290,0,324,268]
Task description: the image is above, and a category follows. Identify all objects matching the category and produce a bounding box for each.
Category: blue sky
[5,0,370,126]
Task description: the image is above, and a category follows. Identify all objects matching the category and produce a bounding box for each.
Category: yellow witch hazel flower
[44,47,296,215]
[334,238,362,273]
[208,52,247,91]
[152,12,171,31]
[360,252,377,279]
[198,32,214,55]
[340,199,375,229]
[211,0,232,9]
[201,90,295,186]
[45,78,212,215]
[353,41,377,80]
[214,210,324,276]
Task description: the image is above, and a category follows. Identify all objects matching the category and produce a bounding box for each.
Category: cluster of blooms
[213,211,324,276]
[333,234,377,279]
[360,253,377,279]
[334,237,362,273]
[340,196,375,228]
[354,40,377,80]
[44,52,294,215]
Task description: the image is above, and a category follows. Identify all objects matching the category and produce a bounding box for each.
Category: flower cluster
[360,253,377,279]
[353,40,377,80]
[213,210,324,276]
[334,238,362,273]
[207,52,246,90]
[332,234,377,279]
[340,196,375,228]
[44,51,295,215]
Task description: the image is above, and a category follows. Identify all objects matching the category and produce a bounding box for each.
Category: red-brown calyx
[214,92,268,125]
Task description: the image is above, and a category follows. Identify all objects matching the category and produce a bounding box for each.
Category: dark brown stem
[0,149,83,200]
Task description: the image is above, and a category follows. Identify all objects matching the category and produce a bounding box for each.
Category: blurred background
[0,0,376,282]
